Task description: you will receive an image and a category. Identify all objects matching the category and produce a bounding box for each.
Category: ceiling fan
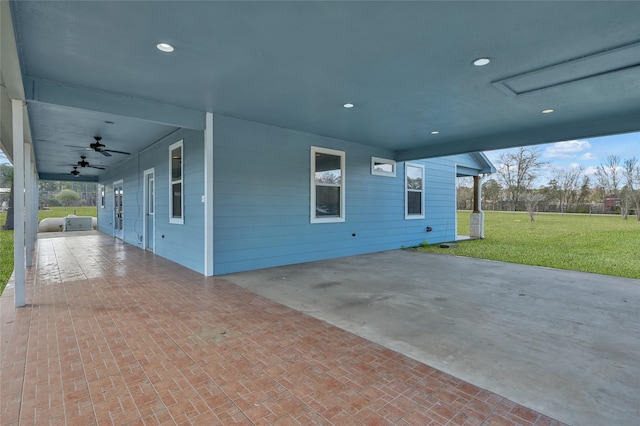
[66,136,131,157]
[77,155,106,170]
[60,155,106,170]
[70,167,80,176]
[89,136,130,156]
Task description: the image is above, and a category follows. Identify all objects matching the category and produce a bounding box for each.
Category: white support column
[25,146,35,266]
[203,112,214,276]
[34,170,39,239]
[12,99,26,307]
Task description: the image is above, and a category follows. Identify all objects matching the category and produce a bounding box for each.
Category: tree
[55,189,81,209]
[524,189,544,222]
[595,155,621,197]
[456,177,473,210]
[554,167,583,213]
[622,158,640,221]
[495,147,546,211]
[1,154,14,230]
[481,178,502,211]
[540,178,560,211]
[577,176,591,205]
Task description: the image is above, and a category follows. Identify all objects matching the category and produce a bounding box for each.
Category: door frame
[113,179,124,240]
[143,168,155,252]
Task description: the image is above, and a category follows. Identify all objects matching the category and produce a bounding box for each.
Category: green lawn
[0,225,13,296]
[0,206,98,295]
[419,211,640,279]
[38,206,97,220]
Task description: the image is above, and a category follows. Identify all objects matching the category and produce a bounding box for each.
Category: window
[311,146,345,223]
[371,157,396,177]
[99,184,105,208]
[405,163,424,219]
[169,140,184,224]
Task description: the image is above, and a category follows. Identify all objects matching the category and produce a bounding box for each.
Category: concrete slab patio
[1,234,566,425]
[224,250,640,426]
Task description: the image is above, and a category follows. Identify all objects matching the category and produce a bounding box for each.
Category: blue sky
[484,131,639,185]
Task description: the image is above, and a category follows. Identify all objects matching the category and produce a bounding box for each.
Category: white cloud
[542,140,591,159]
[569,162,581,169]
[580,152,596,160]
[583,166,598,176]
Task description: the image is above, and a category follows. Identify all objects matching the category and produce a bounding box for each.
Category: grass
[38,206,97,220]
[0,225,13,296]
[418,211,640,279]
[0,206,98,295]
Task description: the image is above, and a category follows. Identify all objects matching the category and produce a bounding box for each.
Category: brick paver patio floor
[1,234,566,425]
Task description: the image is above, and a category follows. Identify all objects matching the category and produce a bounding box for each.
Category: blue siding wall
[97,128,205,273]
[212,115,481,275]
[96,115,485,276]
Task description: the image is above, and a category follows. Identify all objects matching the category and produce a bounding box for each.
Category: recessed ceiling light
[431,131,440,135]
[156,42,175,53]
[542,109,555,114]
[472,57,491,66]
[343,103,354,108]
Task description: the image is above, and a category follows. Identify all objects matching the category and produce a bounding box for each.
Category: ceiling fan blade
[99,150,112,157]
[88,165,106,170]
[64,144,92,150]
[104,149,131,155]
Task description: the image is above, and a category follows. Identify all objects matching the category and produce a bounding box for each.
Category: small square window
[371,157,396,177]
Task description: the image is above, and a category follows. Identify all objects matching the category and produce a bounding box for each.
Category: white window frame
[169,140,184,224]
[405,163,425,220]
[310,146,346,224]
[99,184,105,208]
[371,157,396,177]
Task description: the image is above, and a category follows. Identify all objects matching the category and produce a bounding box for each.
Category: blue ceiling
[10,1,640,181]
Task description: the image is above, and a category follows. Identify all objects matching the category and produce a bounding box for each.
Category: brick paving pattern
[1,234,567,425]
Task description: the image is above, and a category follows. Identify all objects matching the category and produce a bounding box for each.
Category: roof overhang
[6,1,640,179]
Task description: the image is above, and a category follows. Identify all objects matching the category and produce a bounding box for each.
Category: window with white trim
[405,163,424,219]
[311,146,345,223]
[169,140,184,224]
[99,184,105,208]
[371,157,396,177]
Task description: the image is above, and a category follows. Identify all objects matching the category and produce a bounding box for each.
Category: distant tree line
[457,148,640,221]
[39,181,97,208]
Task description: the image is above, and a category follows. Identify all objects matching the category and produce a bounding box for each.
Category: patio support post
[204,112,214,276]
[30,153,37,258]
[469,175,485,239]
[25,145,35,266]
[12,98,26,307]
[473,176,480,213]
[34,171,39,240]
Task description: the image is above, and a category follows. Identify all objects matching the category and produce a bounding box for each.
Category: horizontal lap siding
[425,158,457,242]
[155,130,205,273]
[212,116,479,275]
[98,129,205,273]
